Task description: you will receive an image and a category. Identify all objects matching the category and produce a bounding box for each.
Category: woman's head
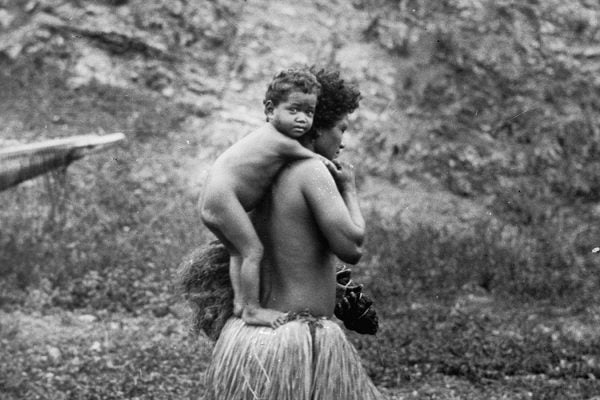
[306,67,361,159]
[309,67,361,132]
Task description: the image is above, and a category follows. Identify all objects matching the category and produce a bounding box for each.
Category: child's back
[205,123,306,211]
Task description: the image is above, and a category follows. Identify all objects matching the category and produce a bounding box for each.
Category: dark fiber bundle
[335,265,379,335]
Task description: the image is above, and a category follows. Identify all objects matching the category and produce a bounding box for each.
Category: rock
[90,341,102,352]
[108,321,121,330]
[447,171,474,197]
[104,0,128,6]
[228,79,244,92]
[78,314,97,323]
[376,19,410,53]
[67,46,130,89]
[141,65,174,91]
[51,115,64,124]
[46,345,61,362]
[152,305,170,318]
[161,86,175,97]
[2,42,22,59]
[151,333,165,342]
[24,1,38,13]
[164,0,184,16]
[0,9,15,29]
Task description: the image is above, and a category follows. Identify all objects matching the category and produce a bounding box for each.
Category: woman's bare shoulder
[285,158,327,174]
[280,159,333,189]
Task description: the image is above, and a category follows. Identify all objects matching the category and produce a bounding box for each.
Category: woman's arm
[300,160,365,264]
[328,160,365,240]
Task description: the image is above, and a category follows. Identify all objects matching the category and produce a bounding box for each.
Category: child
[200,67,332,327]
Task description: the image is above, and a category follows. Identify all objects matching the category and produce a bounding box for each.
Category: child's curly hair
[263,67,321,109]
[309,67,361,131]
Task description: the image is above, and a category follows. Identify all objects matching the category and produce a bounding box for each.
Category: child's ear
[264,100,275,118]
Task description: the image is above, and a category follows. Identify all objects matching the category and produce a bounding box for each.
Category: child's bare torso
[204,123,304,210]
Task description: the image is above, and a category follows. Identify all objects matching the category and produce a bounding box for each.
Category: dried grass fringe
[204,317,385,400]
[176,240,233,341]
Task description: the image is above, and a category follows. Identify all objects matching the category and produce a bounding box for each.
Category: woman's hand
[326,160,357,193]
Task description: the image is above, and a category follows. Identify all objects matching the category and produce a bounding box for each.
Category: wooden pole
[0,132,125,191]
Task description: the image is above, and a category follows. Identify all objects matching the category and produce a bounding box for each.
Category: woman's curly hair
[309,67,361,131]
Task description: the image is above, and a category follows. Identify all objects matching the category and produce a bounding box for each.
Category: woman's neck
[298,134,315,151]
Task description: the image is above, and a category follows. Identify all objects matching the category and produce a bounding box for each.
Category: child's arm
[276,134,335,168]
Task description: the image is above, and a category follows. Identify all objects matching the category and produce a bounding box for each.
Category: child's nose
[295,113,308,122]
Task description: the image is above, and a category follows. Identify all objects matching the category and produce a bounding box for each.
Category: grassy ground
[3,297,600,399]
[1,310,211,399]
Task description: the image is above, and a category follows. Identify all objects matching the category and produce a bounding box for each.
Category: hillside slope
[0,0,488,230]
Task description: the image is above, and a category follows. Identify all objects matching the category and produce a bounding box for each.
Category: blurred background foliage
[352,0,600,300]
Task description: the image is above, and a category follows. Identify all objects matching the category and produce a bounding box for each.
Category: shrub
[359,210,594,304]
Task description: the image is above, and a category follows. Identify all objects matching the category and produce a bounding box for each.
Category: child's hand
[316,154,336,172]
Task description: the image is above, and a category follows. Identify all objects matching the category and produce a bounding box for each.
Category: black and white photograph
[1,0,600,399]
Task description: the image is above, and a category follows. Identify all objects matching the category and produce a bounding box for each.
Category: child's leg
[229,255,243,316]
[199,220,245,316]
[201,192,286,327]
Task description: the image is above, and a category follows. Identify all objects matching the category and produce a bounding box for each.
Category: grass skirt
[204,317,385,400]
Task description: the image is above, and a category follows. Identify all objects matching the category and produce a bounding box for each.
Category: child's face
[266,92,317,138]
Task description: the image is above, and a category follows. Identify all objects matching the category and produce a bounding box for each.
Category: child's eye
[306,111,314,117]
[289,107,297,113]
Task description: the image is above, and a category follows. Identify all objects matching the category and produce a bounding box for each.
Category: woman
[203,67,385,400]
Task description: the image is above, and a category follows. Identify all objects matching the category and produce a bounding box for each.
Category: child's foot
[271,313,289,329]
[233,300,243,318]
[242,306,287,328]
